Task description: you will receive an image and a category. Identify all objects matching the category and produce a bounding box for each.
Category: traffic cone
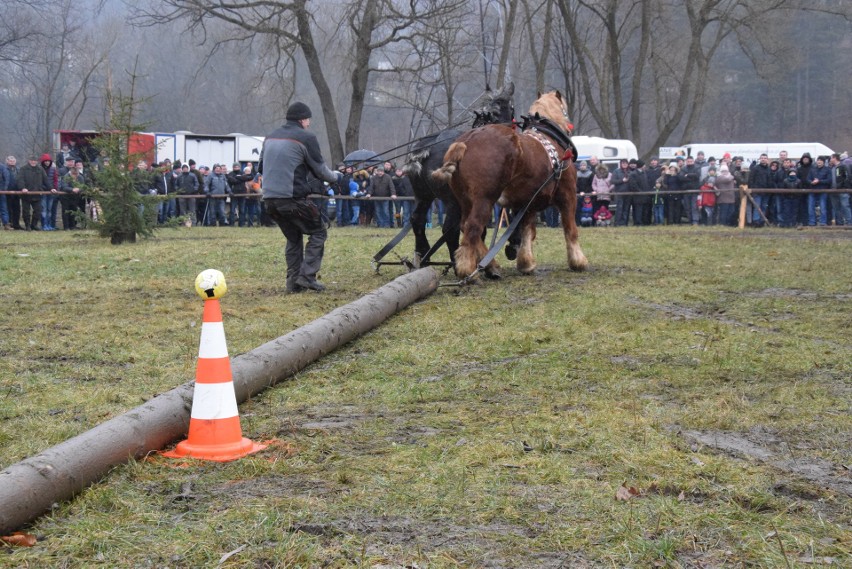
[164,269,266,462]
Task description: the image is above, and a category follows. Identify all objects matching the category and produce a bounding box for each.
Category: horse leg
[516,212,539,274]
[557,190,589,272]
[410,197,431,266]
[504,208,522,260]
[442,199,461,267]
[457,200,495,280]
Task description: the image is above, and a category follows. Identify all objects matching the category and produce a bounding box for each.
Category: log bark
[0,268,439,535]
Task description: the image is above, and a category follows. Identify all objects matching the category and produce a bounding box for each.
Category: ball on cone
[195,269,227,300]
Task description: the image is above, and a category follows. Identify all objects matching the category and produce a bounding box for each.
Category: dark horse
[402,83,515,267]
[432,90,588,280]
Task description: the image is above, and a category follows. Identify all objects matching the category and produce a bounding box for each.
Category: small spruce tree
[84,68,160,244]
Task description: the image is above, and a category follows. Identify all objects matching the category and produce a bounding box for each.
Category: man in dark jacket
[828,153,851,225]
[677,156,702,225]
[747,153,773,227]
[260,102,342,293]
[805,156,831,226]
[613,159,631,226]
[629,160,651,226]
[641,157,662,225]
[17,155,49,230]
[370,166,395,228]
[392,167,414,227]
[153,162,176,224]
[227,162,254,226]
[175,164,199,226]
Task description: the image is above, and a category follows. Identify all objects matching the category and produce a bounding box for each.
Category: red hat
[723,152,731,160]
[40,153,52,162]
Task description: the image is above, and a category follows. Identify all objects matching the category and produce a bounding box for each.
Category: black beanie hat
[286,102,312,121]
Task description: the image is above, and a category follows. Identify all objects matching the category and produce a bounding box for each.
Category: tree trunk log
[0,268,439,535]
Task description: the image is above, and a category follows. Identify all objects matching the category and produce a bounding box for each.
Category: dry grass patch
[1,225,850,567]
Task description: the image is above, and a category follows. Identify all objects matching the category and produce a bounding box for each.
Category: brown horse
[432,91,588,280]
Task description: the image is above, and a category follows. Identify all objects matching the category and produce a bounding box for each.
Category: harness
[524,129,563,172]
[521,114,577,165]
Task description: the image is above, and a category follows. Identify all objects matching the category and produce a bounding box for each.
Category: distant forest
[1,0,850,163]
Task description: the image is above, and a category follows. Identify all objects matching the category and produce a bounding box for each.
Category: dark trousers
[22,195,42,229]
[666,198,684,224]
[615,195,632,226]
[8,195,22,228]
[229,197,244,226]
[265,198,328,289]
[61,194,84,229]
[717,203,737,227]
[632,201,650,226]
[779,197,800,228]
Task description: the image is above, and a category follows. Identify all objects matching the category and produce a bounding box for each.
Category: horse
[402,82,515,268]
[431,90,588,280]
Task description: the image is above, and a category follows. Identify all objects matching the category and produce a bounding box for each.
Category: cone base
[163,437,267,462]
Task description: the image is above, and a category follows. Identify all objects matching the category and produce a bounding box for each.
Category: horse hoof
[484,269,502,280]
[505,244,518,261]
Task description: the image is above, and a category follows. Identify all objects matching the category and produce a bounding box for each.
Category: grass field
[1,224,850,568]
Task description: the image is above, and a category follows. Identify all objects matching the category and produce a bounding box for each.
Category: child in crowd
[594,204,613,227]
[579,195,594,227]
[698,166,717,225]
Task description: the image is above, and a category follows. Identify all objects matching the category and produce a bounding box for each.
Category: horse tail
[431,142,467,183]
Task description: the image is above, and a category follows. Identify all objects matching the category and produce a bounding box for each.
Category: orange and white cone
[164,269,265,462]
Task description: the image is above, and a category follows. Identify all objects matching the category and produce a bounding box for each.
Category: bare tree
[6,0,112,153]
[519,0,554,94]
[553,0,828,156]
[0,0,44,63]
[135,0,465,162]
[474,0,519,90]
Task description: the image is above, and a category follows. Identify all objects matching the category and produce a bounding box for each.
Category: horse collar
[521,114,576,163]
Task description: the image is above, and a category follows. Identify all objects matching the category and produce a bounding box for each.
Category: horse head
[530,90,573,135]
[489,81,515,123]
[473,82,515,127]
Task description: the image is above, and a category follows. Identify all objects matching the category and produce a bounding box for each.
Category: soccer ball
[195,269,227,300]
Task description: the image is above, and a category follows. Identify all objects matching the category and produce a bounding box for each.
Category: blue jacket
[259,120,337,199]
[204,172,231,196]
[806,165,831,189]
[0,164,8,190]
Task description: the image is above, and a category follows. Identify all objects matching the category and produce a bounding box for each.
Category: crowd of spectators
[4,147,850,232]
[0,151,425,231]
[562,150,852,228]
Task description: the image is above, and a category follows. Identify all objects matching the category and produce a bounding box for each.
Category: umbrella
[343,149,381,168]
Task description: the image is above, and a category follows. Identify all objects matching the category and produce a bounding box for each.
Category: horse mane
[524,91,576,160]
[527,91,570,133]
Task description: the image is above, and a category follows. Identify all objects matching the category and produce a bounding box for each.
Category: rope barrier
[3,188,848,198]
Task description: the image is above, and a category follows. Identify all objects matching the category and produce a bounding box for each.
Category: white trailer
[573,135,638,168]
[235,134,264,163]
[153,131,265,166]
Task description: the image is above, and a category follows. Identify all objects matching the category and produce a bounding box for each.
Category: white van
[574,136,638,168]
[659,142,834,164]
